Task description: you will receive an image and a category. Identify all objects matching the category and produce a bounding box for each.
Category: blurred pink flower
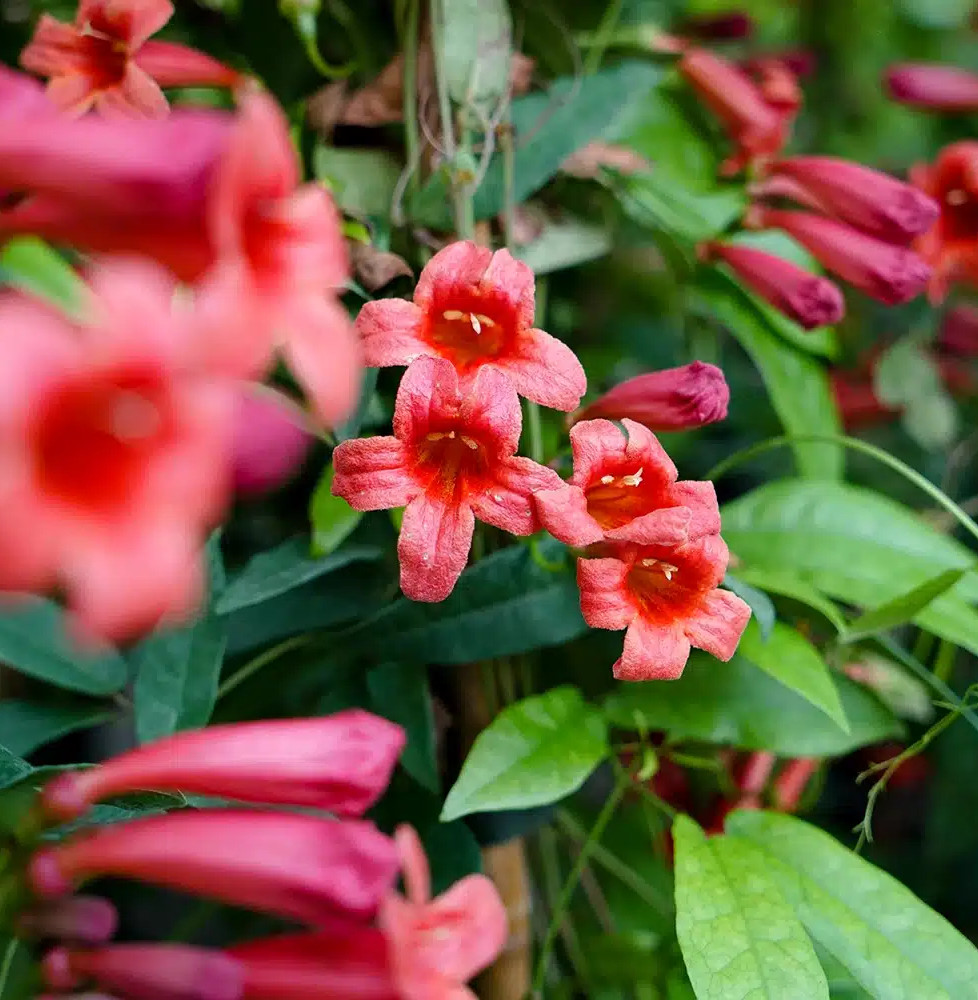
[380,825,507,1000]
[885,63,978,112]
[0,258,233,642]
[332,357,563,602]
[18,896,118,946]
[231,386,313,497]
[356,240,586,411]
[535,418,720,548]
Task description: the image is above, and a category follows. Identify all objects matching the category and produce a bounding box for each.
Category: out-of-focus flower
[681,11,754,41]
[741,51,816,80]
[831,369,899,430]
[885,63,978,112]
[577,536,751,681]
[41,943,243,1000]
[911,141,978,302]
[18,896,118,946]
[761,157,939,244]
[40,711,405,822]
[0,64,54,120]
[535,418,720,548]
[561,142,652,179]
[356,240,586,412]
[29,810,399,924]
[747,206,931,305]
[771,757,819,811]
[0,259,233,642]
[380,825,507,1000]
[20,0,240,118]
[231,386,313,497]
[940,304,978,357]
[704,241,845,329]
[333,357,563,602]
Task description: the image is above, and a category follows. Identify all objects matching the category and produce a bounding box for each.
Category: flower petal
[605,506,691,546]
[481,248,535,330]
[613,618,691,681]
[357,298,427,367]
[19,16,83,77]
[80,0,174,48]
[398,494,474,603]
[683,588,752,661]
[393,357,462,445]
[332,437,416,511]
[393,825,430,906]
[497,326,586,411]
[134,40,240,89]
[577,557,635,631]
[471,456,563,535]
[97,64,168,119]
[620,419,678,485]
[534,484,604,547]
[413,241,493,312]
[567,419,630,487]
[45,73,98,116]
[663,480,721,539]
[459,365,522,458]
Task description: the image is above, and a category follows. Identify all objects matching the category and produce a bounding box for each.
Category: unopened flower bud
[885,63,978,112]
[231,387,313,497]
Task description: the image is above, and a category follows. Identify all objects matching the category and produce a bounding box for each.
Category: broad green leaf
[897,0,973,28]
[674,815,830,1000]
[441,686,608,821]
[739,621,847,729]
[723,574,776,640]
[0,599,127,696]
[845,569,967,642]
[726,810,978,999]
[728,567,847,633]
[0,237,84,314]
[309,466,363,556]
[437,0,512,111]
[338,538,586,663]
[604,653,901,755]
[695,270,842,479]
[0,744,32,790]
[314,147,401,217]
[0,937,37,1000]
[0,700,114,756]
[216,537,382,614]
[367,662,439,793]
[514,216,612,276]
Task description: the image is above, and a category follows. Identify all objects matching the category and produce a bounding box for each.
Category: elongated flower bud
[749,207,931,305]
[705,241,845,329]
[885,63,978,112]
[767,157,939,243]
[772,758,820,812]
[18,896,118,945]
[572,362,730,431]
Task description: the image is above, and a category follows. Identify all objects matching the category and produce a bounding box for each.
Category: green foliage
[0,700,114,756]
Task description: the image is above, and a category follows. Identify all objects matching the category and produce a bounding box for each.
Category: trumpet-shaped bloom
[535,419,720,548]
[0,259,233,642]
[356,241,586,411]
[29,810,399,924]
[886,63,978,112]
[572,362,730,431]
[380,825,507,1000]
[40,710,405,821]
[332,357,564,602]
[20,0,239,118]
[911,141,978,302]
[577,536,751,681]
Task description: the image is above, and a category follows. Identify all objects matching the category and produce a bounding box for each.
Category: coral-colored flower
[573,362,730,431]
[40,710,405,822]
[356,240,586,411]
[679,48,792,176]
[380,825,507,1000]
[0,258,233,642]
[577,536,751,681]
[704,241,844,329]
[42,943,243,1000]
[763,157,939,244]
[332,357,564,602]
[29,810,399,924]
[748,207,931,305]
[885,63,978,112]
[911,141,978,303]
[231,386,313,497]
[535,419,720,549]
[772,757,819,812]
[20,0,239,119]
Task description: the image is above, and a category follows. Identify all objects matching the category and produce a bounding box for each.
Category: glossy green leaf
[0,744,32,791]
[674,815,830,1000]
[216,536,382,614]
[437,0,512,110]
[695,270,843,479]
[845,569,967,641]
[728,567,847,633]
[314,147,402,217]
[310,466,364,556]
[739,621,847,729]
[0,237,84,314]
[0,700,114,756]
[726,810,978,999]
[604,653,901,755]
[723,574,776,640]
[514,216,612,276]
[338,538,586,663]
[0,600,127,696]
[441,686,608,821]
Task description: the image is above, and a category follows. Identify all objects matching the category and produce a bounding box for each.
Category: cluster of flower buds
[10,712,507,1000]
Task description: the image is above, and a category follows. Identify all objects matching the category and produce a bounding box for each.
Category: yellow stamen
[621,467,644,487]
[639,558,678,581]
[460,435,479,450]
[600,475,615,485]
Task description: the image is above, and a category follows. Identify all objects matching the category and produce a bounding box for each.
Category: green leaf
[314,147,402,217]
[842,652,934,724]
[727,567,847,633]
[310,466,363,556]
[441,686,608,821]
[0,745,32,791]
[216,536,382,614]
[436,0,512,111]
[726,810,978,999]
[0,600,127,696]
[723,574,776,640]
[0,700,114,757]
[132,543,227,743]
[897,0,973,28]
[604,653,901,756]
[739,621,848,729]
[0,237,84,315]
[673,815,830,1000]
[695,270,843,479]
[514,216,612,276]
[845,569,967,642]
[367,662,439,793]
[338,538,586,663]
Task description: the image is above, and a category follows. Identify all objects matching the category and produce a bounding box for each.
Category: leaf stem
[400,0,421,198]
[216,635,311,701]
[584,0,626,75]
[0,939,18,999]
